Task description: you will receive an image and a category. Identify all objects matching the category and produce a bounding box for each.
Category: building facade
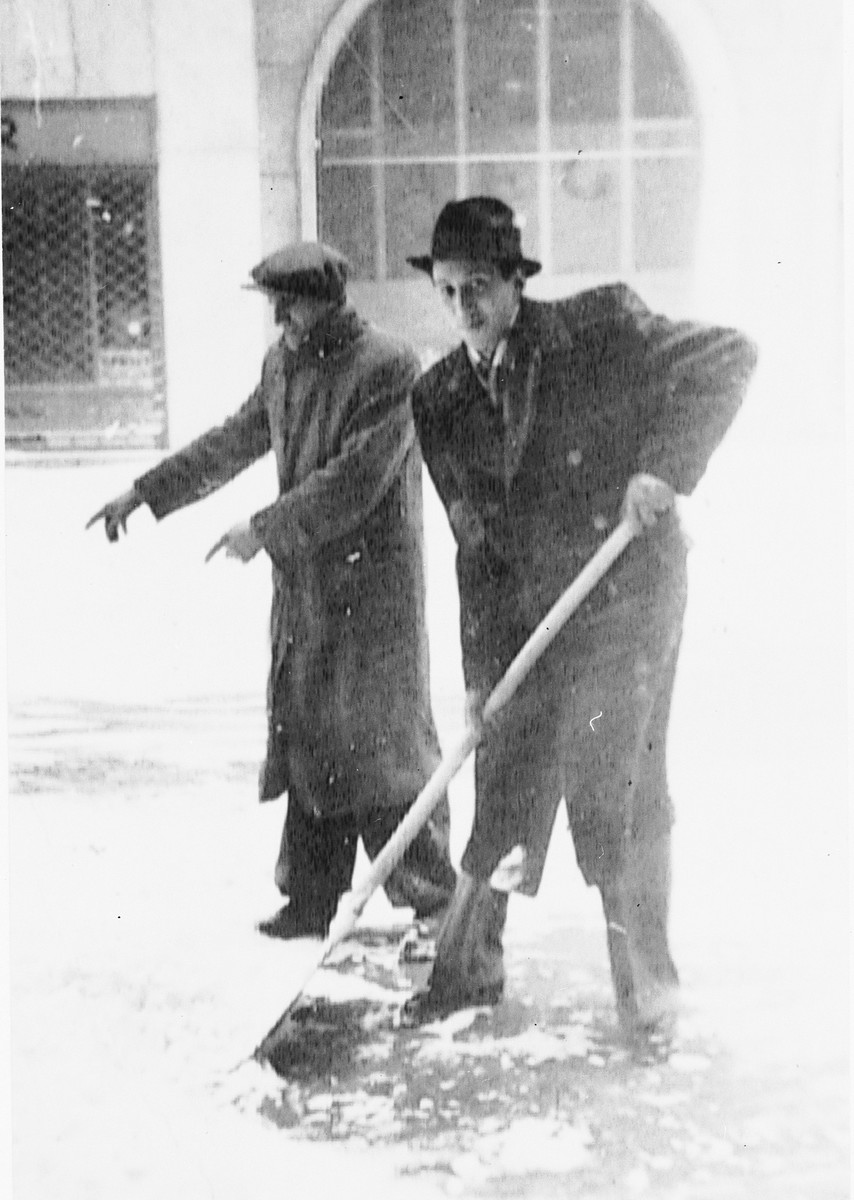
[1,0,843,450]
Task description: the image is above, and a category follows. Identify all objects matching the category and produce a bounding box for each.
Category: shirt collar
[465,304,523,407]
[465,303,521,378]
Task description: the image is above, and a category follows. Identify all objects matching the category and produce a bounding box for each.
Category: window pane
[2,173,39,384]
[633,122,699,152]
[551,0,621,147]
[91,173,156,389]
[319,165,375,278]
[3,168,93,386]
[633,2,695,119]
[385,164,456,277]
[320,20,373,133]
[42,174,93,383]
[322,1,457,159]
[381,0,456,157]
[551,159,621,273]
[551,122,621,156]
[467,0,538,154]
[317,0,700,291]
[633,156,700,269]
[3,102,166,449]
[465,161,541,261]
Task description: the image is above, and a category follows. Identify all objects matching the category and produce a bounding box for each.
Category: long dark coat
[412,286,757,893]
[135,307,443,820]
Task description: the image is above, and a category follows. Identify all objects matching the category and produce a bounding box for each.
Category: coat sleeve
[634,316,758,495]
[134,384,271,520]
[249,351,418,565]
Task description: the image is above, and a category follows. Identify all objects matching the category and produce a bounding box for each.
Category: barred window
[2,101,166,450]
[317,0,700,350]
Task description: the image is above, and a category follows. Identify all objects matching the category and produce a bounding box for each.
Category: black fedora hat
[408,197,541,277]
[243,242,349,303]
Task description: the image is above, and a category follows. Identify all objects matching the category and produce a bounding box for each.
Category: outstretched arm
[87,383,271,544]
[133,387,271,522]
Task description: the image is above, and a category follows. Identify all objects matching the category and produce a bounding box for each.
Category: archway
[299,0,737,353]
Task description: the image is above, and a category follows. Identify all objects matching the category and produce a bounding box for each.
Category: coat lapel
[438,309,547,493]
[497,304,545,489]
[500,342,541,488]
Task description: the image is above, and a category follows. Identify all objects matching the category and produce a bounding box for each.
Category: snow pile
[5,442,850,1198]
[471,1115,593,1175]
[302,971,405,1004]
[5,776,444,1200]
[401,1115,593,1185]
[416,1020,591,1064]
[668,1052,712,1074]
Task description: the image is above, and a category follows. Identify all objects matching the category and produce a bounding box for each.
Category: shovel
[254,516,638,1060]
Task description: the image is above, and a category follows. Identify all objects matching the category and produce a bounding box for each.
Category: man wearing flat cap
[89,241,456,938]
[406,196,757,1028]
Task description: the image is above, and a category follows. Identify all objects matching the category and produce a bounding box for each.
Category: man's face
[272,293,336,351]
[431,259,521,358]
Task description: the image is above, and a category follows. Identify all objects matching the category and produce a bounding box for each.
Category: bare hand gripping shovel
[254,516,638,1061]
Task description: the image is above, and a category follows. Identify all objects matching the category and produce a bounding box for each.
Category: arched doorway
[305,0,702,359]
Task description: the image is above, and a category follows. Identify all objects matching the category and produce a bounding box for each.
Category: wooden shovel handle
[329,516,638,942]
[254,517,639,1059]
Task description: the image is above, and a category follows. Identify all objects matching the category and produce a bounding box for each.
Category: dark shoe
[256,903,328,940]
[383,867,456,920]
[399,980,504,1027]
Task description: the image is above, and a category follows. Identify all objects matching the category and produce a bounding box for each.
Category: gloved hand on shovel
[621,473,675,533]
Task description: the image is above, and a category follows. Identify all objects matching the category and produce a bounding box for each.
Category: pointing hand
[205,519,263,564]
[86,488,142,543]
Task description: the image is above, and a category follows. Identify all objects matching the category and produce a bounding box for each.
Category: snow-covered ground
[2,369,850,1197]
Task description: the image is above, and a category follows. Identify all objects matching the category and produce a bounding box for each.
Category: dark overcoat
[412,286,757,892]
[135,307,442,820]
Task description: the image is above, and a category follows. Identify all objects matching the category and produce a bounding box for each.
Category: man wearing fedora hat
[88,241,456,939]
[406,197,757,1028]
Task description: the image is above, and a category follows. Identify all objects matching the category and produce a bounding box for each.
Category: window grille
[3,102,166,450]
[317,0,700,350]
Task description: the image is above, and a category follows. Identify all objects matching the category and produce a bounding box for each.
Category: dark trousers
[465,579,686,892]
[429,582,686,1012]
[276,790,456,926]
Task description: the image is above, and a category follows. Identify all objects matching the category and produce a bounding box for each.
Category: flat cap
[244,242,349,303]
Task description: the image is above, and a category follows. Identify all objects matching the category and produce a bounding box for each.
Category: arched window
[318,0,700,351]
